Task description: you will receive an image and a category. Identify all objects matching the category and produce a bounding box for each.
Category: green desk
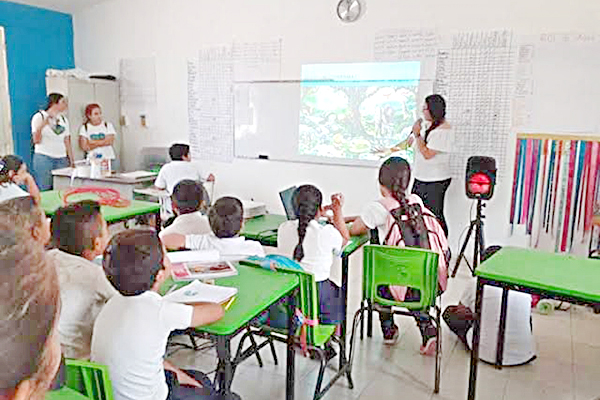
[46,387,91,400]
[161,265,300,400]
[40,190,161,230]
[467,247,600,400]
[240,214,369,370]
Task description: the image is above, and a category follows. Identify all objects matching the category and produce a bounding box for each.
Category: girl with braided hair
[348,157,449,354]
[277,185,350,325]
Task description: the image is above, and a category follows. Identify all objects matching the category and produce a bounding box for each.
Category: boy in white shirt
[47,200,117,360]
[154,144,215,218]
[443,246,536,366]
[159,180,211,239]
[162,196,265,259]
[91,230,224,400]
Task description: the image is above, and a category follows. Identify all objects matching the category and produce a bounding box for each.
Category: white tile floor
[167,252,600,400]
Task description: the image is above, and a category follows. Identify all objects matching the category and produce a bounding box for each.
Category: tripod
[451,197,485,277]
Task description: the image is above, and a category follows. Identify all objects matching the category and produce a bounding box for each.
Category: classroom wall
[0,1,75,166]
[72,0,600,251]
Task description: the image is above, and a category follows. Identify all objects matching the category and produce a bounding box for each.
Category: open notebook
[164,280,237,304]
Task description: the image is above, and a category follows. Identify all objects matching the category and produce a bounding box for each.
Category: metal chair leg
[348,307,365,377]
[268,334,279,365]
[312,348,328,400]
[246,327,264,368]
[367,299,373,338]
[360,300,365,340]
[434,306,441,394]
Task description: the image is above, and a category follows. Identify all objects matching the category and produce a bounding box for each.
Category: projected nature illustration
[299,84,417,161]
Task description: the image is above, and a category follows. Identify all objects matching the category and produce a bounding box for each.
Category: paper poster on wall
[232,39,283,82]
[512,33,600,133]
[434,30,515,179]
[187,46,234,163]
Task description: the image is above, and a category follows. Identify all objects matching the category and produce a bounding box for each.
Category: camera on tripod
[452,156,497,277]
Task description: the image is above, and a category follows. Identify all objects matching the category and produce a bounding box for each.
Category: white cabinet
[45,77,121,167]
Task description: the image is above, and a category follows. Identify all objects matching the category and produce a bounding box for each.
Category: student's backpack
[383,203,432,250]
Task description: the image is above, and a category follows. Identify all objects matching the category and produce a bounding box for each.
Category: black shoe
[382,324,400,345]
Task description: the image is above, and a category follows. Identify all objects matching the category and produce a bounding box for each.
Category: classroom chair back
[65,359,114,400]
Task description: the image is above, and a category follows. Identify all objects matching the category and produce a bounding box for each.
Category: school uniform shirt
[79,121,117,160]
[412,125,455,182]
[461,282,536,366]
[184,233,265,259]
[48,249,118,360]
[158,211,211,238]
[91,291,193,400]
[277,220,344,285]
[154,161,206,195]
[0,182,29,204]
[31,111,70,158]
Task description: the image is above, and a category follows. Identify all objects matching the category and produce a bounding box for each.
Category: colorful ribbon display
[510,135,600,252]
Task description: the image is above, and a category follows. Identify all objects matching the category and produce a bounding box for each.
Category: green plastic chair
[348,245,442,393]
[64,359,114,400]
[235,261,354,400]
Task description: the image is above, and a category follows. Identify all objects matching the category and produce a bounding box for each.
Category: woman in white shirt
[79,104,118,170]
[407,94,454,236]
[31,93,74,191]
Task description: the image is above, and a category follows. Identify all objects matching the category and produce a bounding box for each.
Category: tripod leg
[451,221,475,278]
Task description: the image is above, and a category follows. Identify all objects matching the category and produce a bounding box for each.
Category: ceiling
[7,0,107,13]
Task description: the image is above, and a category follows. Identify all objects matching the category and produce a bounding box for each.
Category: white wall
[73,0,600,252]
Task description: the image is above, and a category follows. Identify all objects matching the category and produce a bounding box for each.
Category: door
[0,27,12,155]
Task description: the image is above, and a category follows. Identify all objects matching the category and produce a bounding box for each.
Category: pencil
[224,296,236,310]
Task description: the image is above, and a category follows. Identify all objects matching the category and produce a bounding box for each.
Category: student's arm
[161,233,186,250]
[329,193,349,245]
[349,217,369,236]
[189,302,224,327]
[22,173,41,205]
[163,360,202,388]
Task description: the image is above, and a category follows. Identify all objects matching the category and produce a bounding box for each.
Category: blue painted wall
[0,1,74,165]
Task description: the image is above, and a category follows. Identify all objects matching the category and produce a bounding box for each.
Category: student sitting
[443,246,536,366]
[0,155,41,205]
[0,225,62,400]
[155,143,215,217]
[47,200,117,360]
[159,180,211,238]
[277,185,349,325]
[0,196,51,246]
[91,230,224,400]
[162,196,265,259]
[348,157,449,354]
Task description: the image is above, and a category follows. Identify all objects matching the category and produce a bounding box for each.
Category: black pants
[412,178,451,237]
[378,286,436,345]
[166,369,224,400]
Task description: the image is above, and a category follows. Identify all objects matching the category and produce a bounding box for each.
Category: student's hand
[412,118,423,135]
[207,173,215,182]
[330,193,344,213]
[269,261,278,271]
[12,171,33,186]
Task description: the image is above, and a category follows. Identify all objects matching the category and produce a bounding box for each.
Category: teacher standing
[407,94,454,236]
[31,93,74,191]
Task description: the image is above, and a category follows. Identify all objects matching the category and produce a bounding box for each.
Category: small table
[240,214,369,367]
[46,387,91,400]
[161,265,300,399]
[40,190,162,230]
[52,168,156,200]
[467,247,600,400]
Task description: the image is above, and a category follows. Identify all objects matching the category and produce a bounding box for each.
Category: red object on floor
[531,295,541,307]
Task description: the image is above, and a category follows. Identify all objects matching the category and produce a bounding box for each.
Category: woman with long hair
[31,93,74,191]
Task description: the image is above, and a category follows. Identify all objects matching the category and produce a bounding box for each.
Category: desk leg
[340,255,349,371]
[495,288,509,369]
[286,290,297,400]
[216,336,235,398]
[467,278,484,400]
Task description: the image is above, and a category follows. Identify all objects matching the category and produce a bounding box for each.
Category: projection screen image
[299,62,420,161]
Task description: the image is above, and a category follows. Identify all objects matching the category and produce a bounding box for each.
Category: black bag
[384,203,431,249]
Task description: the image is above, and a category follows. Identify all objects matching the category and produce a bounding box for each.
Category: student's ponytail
[379,157,421,233]
[292,185,323,262]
